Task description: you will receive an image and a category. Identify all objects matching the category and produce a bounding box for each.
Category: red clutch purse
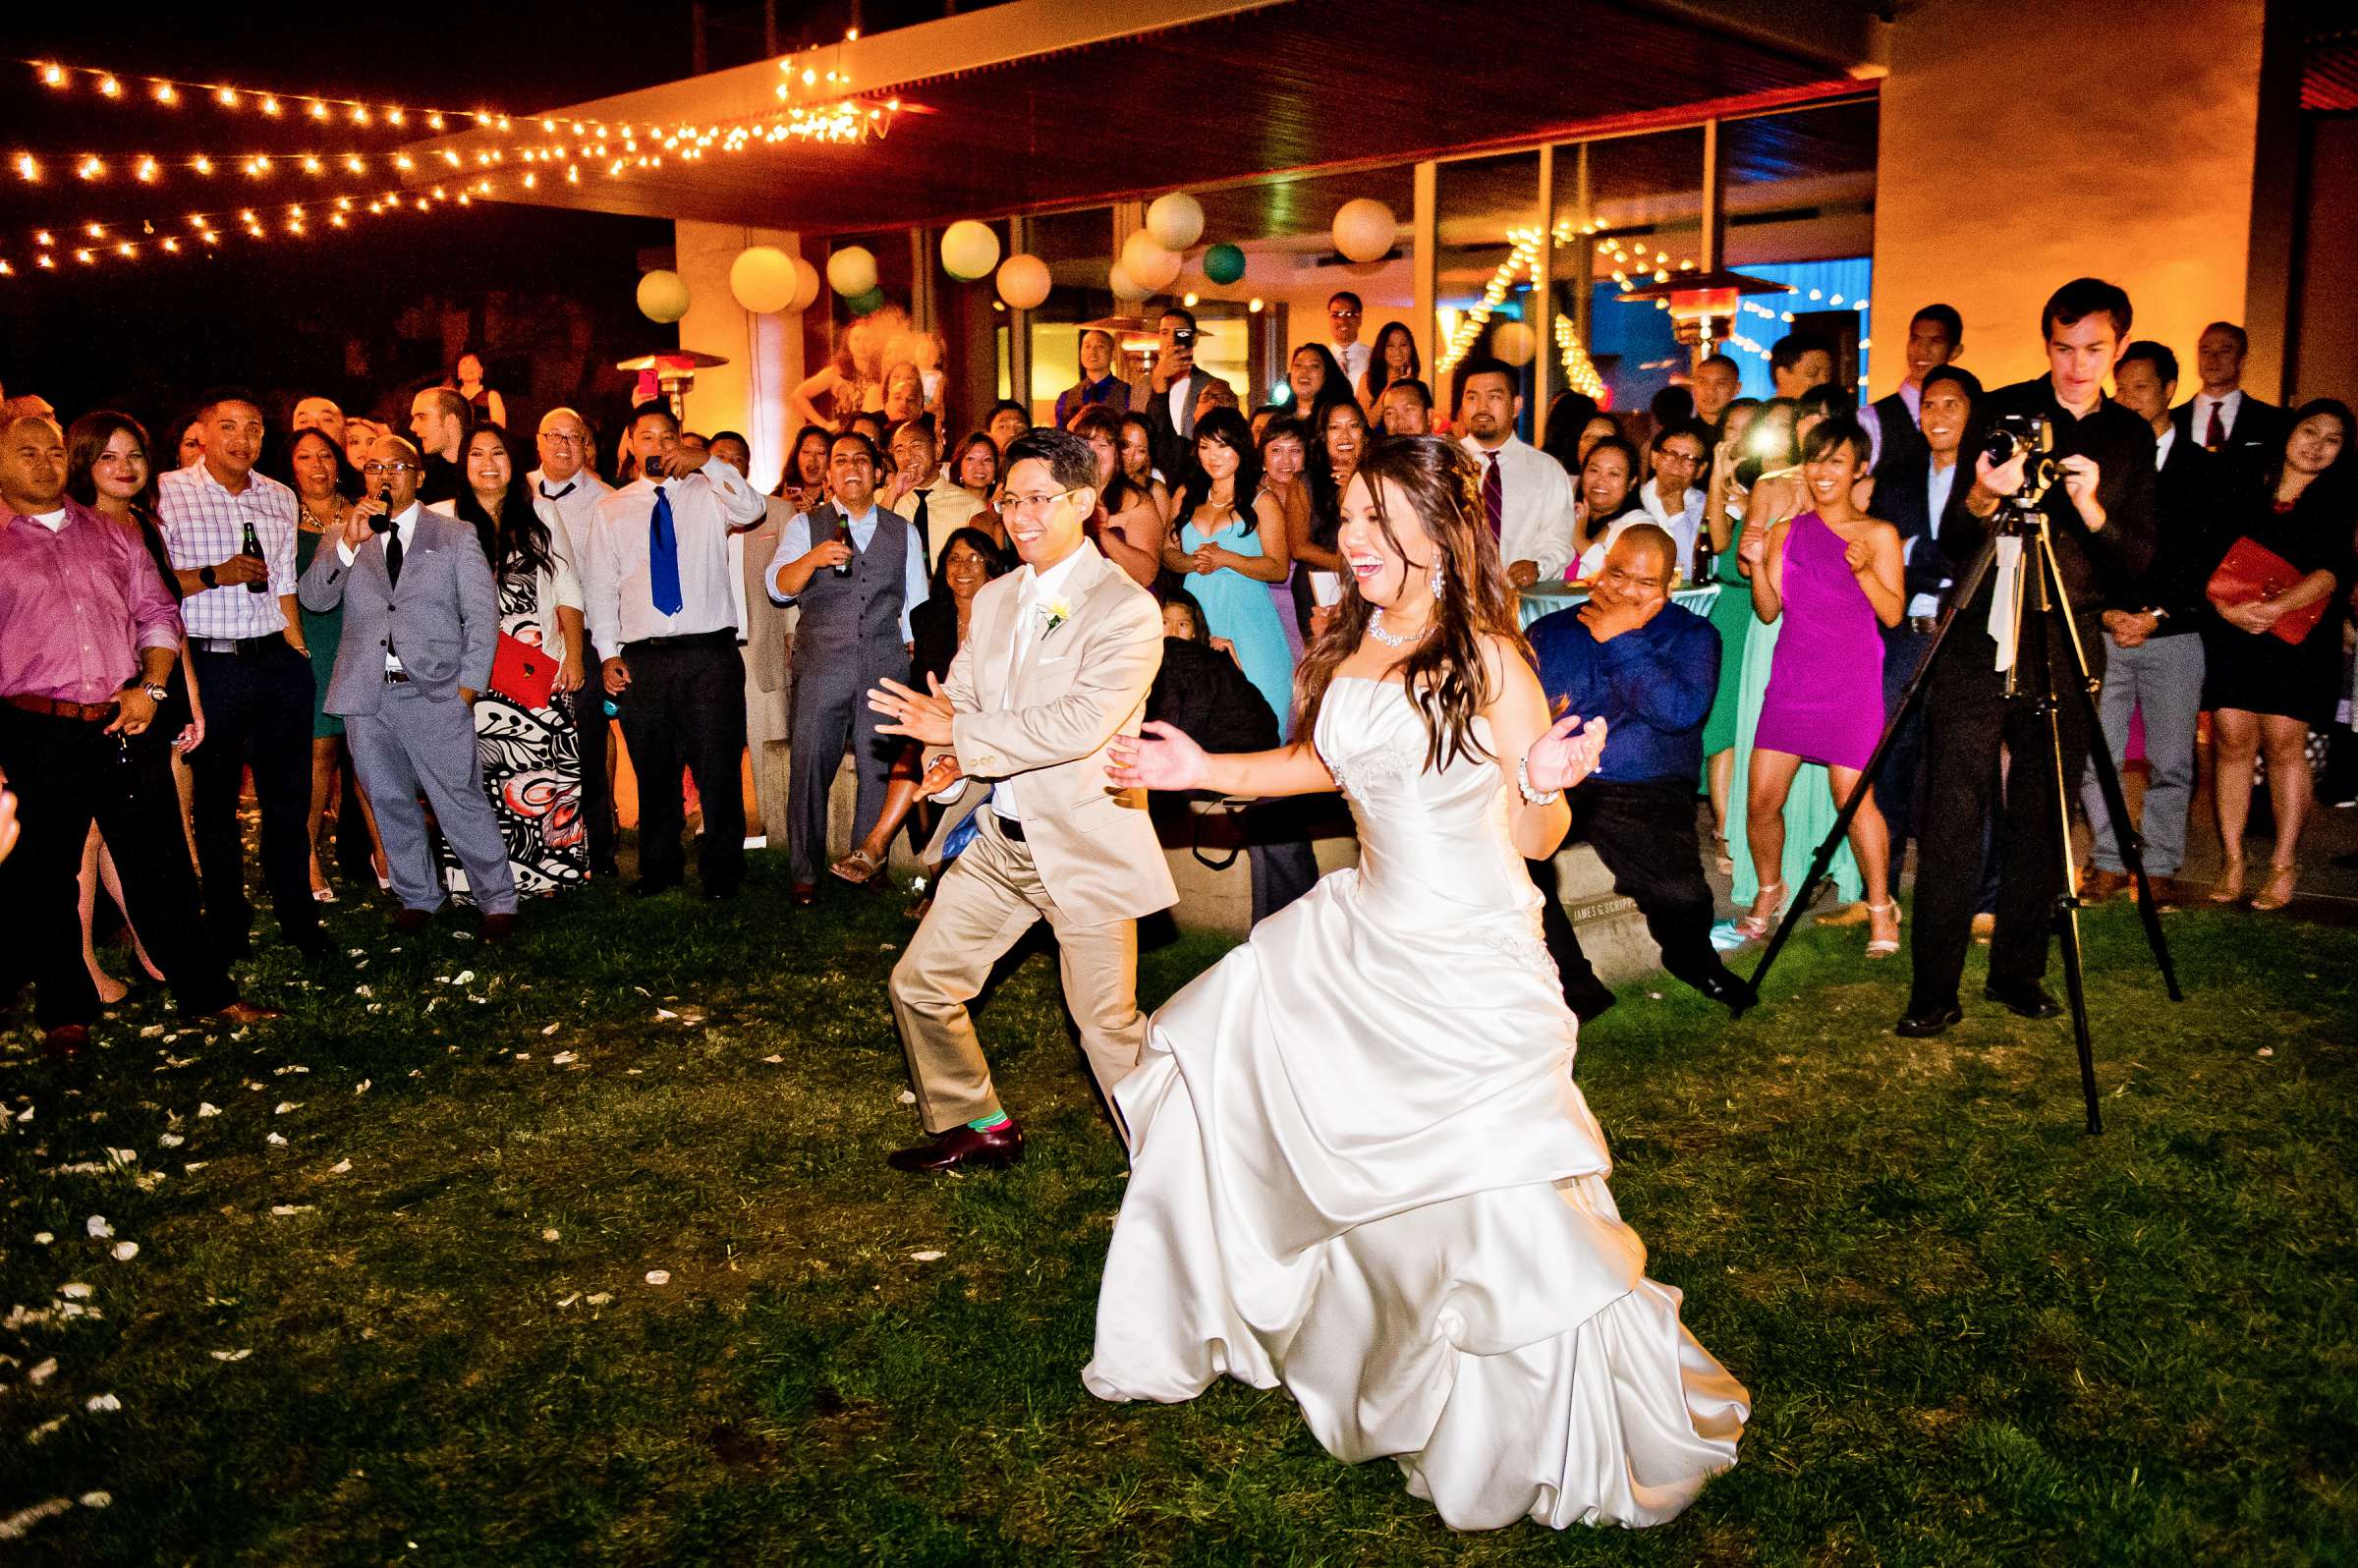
[489,632,557,708]
[2208,536,2327,645]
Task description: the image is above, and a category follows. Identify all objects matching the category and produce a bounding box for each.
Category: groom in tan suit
[869,428,1176,1172]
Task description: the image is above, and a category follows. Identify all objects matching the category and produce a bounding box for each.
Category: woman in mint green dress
[1164,408,1297,738]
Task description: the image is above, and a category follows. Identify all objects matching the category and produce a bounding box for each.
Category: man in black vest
[1867,304,1962,475]
[766,431,929,905]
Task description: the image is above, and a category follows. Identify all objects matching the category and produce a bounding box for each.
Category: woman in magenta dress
[1735,420,1905,955]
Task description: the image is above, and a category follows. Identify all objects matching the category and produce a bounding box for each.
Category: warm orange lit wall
[672,220,809,489]
[1867,0,2267,399]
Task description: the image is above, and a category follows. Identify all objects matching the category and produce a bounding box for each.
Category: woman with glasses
[285,426,389,900]
[439,423,590,896]
[1163,409,1295,737]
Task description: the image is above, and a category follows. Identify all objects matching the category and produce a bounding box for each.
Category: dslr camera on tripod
[1982,411,2059,501]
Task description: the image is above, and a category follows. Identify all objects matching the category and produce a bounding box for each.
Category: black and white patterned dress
[443,567,587,899]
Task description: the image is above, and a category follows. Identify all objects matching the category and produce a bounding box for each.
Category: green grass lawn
[4,859,2354,1565]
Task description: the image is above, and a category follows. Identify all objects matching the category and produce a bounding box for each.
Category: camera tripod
[1747,492,2183,1135]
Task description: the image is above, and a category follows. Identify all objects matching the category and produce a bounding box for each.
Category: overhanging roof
[401,0,1881,237]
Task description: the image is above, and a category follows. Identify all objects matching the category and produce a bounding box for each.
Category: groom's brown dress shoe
[886,1117,1026,1173]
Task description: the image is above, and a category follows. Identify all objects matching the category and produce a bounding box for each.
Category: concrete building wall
[1867,0,2268,398]
[671,220,810,490]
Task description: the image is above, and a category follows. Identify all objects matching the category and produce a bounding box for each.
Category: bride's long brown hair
[1293,435,1532,772]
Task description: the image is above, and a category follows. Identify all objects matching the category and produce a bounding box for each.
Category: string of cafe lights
[0,181,494,278]
[1435,219,1628,396]
[21,56,509,132]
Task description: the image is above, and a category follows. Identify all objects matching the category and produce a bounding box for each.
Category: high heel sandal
[2207,857,2246,904]
[2249,863,2297,912]
[1865,900,1901,958]
[1732,881,1785,941]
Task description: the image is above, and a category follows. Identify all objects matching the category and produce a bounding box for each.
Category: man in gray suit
[300,434,518,938]
[1128,305,1218,482]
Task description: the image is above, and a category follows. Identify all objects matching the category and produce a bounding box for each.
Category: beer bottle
[241,518,268,593]
[832,513,855,578]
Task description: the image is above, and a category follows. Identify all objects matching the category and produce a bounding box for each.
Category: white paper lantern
[939,220,1001,281]
[995,252,1051,310]
[1145,192,1205,252]
[728,246,799,314]
[825,245,877,298]
[1121,230,1182,292]
[1331,198,1398,264]
[1107,259,1150,303]
[1489,320,1537,366]
[635,268,690,325]
[787,255,822,312]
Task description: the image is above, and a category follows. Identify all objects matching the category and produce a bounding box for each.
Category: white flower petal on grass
[355,1080,370,1094]
[2258,1046,2275,1058]
[158,1134,185,1148]
[78,1491,112,1509]
[207,1348,252,1362]
[654,1009,680,1021]
[586,1291,612,1306]
[85,1215,113,1240]
[110,1242,139,1261]
[354,984,373,997]
[33,1231,54,1245]
[550,1051,577,1066]
[330,1160,352,1175]
[26,1416,66,1443]
[197,1102,222,1118]
[556,1293,579,1308]
[269,1204,314,1216]
[514,1053,532,1063]
[28,1357,58,1384]
[761,1054,784,1065]
[140,1025,164,1039]
[453,970,476,985]
[896,1090,917,1104]
[541,1022,562,1036]
[84,1392,122,1413]
[909,1250,946,1262]
[0,1498,74,1540]
[273,1101,300,1115]
[645,1270,671,1286]
[265,1133,288,1147]
[184,1162,207,1174]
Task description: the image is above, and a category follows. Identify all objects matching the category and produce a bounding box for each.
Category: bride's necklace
[1368,607,1429,648]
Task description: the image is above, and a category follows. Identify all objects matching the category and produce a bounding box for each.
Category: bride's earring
[1430,563,1444,600]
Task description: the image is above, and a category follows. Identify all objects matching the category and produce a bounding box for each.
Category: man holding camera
[1897,279,2156,1038]
[1129,307,1216,482]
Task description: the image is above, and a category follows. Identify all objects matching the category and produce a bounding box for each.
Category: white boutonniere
[1039,596,1074,639]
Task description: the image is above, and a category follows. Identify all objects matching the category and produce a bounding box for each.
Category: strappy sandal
[830,848,884,885]
[1732,880,1785,941]
[2249,863,2297,912]
[1865,899,1902,958]
[2207,856,2246,903]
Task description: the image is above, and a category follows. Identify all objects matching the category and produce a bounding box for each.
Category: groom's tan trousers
[889,813,1146,1137]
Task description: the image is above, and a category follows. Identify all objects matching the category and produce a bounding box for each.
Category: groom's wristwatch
[1516,757,1560,807]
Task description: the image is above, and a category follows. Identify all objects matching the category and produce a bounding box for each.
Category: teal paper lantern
[848,286,888,316]
[1204,244,1246,285]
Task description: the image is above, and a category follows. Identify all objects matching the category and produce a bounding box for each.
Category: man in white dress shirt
[767,431,929,905]
[1454,356,1578,586]
[578,406,766,899]
[2171,320,2284,477]
[884,414,983,568]
[530,407,619,875]
[1326,291,1372,389]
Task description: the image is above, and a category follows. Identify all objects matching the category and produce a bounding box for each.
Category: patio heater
[615,350,731,421]
[1614,267,1791,363]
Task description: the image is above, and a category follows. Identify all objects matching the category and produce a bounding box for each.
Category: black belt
[191,634,286,656]
[1906,615,1940,636]
[992,812,1026,843]
[624,629,736,652]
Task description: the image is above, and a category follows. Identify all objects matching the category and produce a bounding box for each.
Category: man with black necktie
[578,406,767,900]
[531,407,618,875]
[2171,320,2283,484]
[886,414,983,569]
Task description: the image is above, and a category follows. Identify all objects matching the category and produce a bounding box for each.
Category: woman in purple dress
[1735,420,1905,955]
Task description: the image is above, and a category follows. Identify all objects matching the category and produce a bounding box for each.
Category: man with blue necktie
[579,406,767,899]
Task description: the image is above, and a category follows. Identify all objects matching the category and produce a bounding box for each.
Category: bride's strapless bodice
[1314,676,1542,933]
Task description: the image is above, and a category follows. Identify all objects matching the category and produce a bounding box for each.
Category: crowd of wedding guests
[3,276,2352,1060]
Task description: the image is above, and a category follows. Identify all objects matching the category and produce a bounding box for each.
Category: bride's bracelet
[1516,756,1561,807]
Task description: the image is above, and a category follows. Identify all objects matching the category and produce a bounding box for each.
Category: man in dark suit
[1869,364,1982,880]
[2081,341,2220,908]
[1867,304,1963,475]
[1128,305,1217,482]
[2171,320,2283,483]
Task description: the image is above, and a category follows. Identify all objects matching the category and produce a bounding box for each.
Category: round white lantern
[1121,230,1182,292]
[1331,198,1398,263]
[825,245,878,298]
[635,268,690,324]
[995,252,1052,310]
[1145,193,1205,252]
[939,220,1001,281]
[728,246,799,314]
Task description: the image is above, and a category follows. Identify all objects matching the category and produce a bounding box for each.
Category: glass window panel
[1435,150,1542,438]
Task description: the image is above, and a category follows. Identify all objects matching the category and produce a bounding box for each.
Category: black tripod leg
[2022,543,2104,1136]
[2037,543,2185,1003]
[1750,532,2006,996]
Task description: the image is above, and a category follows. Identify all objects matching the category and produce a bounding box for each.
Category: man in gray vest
[766,430,929,905]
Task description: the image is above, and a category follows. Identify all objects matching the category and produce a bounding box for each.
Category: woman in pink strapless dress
[1737,420,1906,956]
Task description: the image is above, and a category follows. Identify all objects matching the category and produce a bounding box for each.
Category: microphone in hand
[368,487,394,533]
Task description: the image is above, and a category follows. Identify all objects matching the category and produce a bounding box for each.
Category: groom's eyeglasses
[994,487,1079,517]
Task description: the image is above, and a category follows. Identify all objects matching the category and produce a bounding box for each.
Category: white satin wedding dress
[1084,676,1749,1530]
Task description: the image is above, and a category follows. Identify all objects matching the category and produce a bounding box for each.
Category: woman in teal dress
[1162,408,1296,737]
[286,428,386,898]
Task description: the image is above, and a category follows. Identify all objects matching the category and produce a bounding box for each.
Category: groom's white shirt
[991,545,1091,827]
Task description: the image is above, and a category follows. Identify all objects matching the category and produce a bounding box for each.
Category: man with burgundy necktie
[2170,320,2284,485]
[1453,356,1579,587]
[580,406,767,899]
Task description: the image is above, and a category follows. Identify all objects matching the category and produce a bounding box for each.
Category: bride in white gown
[1084,435,1748,1531]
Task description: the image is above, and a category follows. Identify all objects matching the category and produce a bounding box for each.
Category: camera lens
[1983,429,2019,466]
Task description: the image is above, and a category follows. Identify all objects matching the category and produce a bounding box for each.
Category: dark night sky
[0,3,722,439]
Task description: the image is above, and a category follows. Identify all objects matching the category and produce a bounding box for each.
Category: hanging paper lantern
[939,220,1001,281]
[825,245,877,298]
[1107,259,1149,303]
[728,246,799,314]
[1121,230,1182,292]
[848,286,888,316]
[635,268,690,324]
[1332,198,1398,264]
[787,255,823,312]
[1203,243,1246,285]
[995,252,1052,309]
[1145,192,1205,252]
[1489,320,1537,366]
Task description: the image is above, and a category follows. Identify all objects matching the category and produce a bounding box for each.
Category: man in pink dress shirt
[0,416,275,1060]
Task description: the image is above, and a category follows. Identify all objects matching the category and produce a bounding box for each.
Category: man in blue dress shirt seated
[1526,524,1757,1023]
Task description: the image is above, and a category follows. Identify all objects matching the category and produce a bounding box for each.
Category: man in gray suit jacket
[300,434,518,937]
[1128,304,1218,482]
